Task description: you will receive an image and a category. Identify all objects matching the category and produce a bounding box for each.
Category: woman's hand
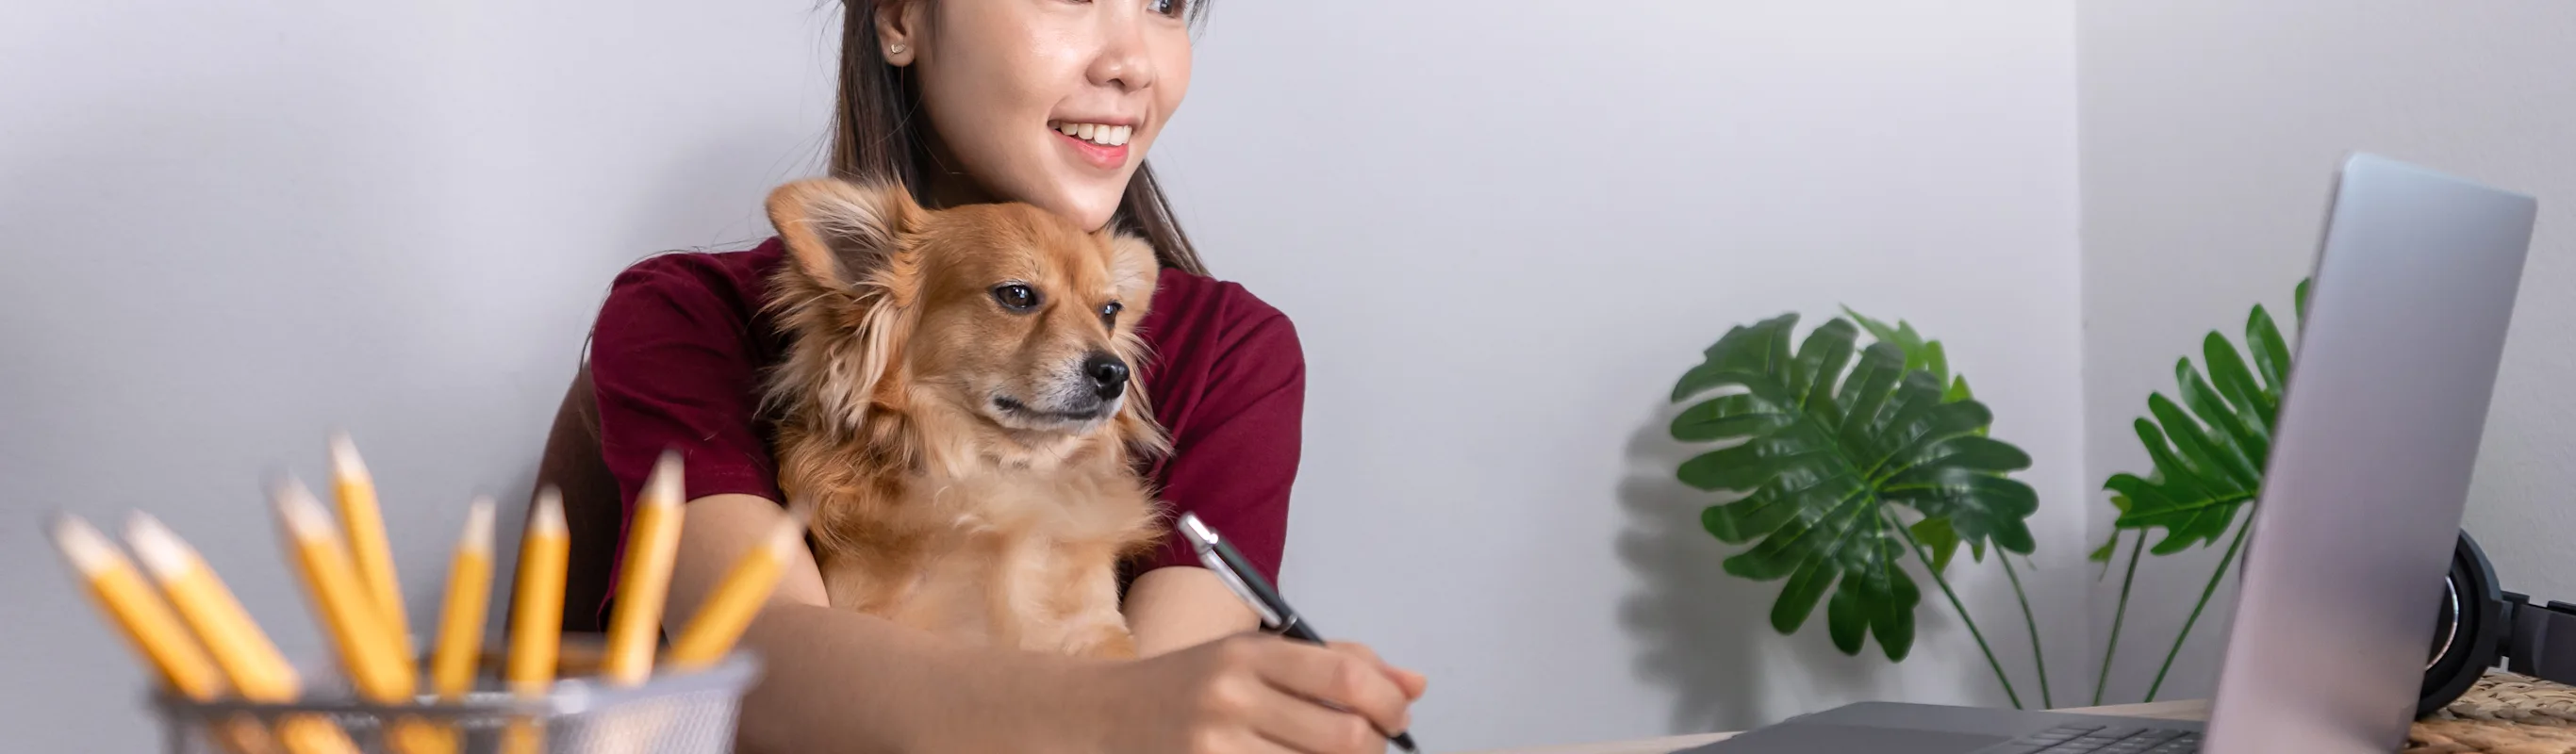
[1095,632,1428,754]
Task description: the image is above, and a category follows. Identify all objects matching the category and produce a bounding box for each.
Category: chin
[1019,172,1141,232]
[1039,192,1125,233]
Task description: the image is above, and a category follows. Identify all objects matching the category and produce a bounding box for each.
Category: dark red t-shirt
[585,238,1301,615]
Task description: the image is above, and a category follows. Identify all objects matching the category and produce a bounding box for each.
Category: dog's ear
[760,177,925,435]
[1102,231,1162,318]
[766,177,922,287]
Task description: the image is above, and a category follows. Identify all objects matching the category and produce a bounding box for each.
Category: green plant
[2089,280,2311,703]
[1668,310,2048,707]
[1669,283,2309,709]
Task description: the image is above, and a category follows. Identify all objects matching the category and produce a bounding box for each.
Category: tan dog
[761,177,1167,658]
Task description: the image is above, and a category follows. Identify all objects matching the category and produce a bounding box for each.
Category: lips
[1048,121,1132,171]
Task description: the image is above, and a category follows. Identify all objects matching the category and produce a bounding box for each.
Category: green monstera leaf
[2099,281,2311,555]
[1841,306,1976,407]
[1669,314,2041,661]
[1843,306,1989,575]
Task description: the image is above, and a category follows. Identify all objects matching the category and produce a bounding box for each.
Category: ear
[766,177,922,289]
[1104,232,1163,318]
[874,0,926,67]
[761,177,926,434]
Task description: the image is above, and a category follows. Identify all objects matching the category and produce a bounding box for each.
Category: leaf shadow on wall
[1616,399,1881,733]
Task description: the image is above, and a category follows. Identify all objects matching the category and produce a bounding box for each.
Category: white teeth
[1051,122,1132,148]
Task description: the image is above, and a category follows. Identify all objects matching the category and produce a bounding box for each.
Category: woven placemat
[2406,671,2576,753]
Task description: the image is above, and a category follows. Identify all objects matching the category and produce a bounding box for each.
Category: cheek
[915,10,1087,174]
[1125,40,1192,166]
[1157,39,1193,117]
[920,56,1050,161]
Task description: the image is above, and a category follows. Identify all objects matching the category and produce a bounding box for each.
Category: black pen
[1178,513,1421,754]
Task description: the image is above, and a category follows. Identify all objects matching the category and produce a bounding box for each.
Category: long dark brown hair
[828,0,1211,276]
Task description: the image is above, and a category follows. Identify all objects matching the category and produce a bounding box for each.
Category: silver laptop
[1695,153,2537,754]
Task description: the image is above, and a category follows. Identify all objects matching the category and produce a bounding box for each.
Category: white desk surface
[1461,699,2214,754]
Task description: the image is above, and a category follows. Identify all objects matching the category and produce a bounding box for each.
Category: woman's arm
[1126,566,1260,656]
[664,493,1089,753]
[665,493,1423,754]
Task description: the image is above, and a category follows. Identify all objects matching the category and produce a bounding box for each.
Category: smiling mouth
[992,396,1113,424]
[1049,120,1133,147]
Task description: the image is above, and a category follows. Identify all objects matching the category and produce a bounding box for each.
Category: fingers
[1329,641,1428,700]
[1214,728,1306,754]
[1392,667,1428,700]
[1247,680,1392,754]
[1256,641,1413,742]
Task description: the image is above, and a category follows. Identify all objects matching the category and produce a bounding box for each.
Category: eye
[1098,302,1124,329]
[1147,0,1187,18]
[992,284,1041,312]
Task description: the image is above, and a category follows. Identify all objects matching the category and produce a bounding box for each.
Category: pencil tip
[768,512,810,553]
[461,497,497,550]
[123,511,195,578]
[328,431,367,480]
[530,486,567,534]
[46,513,120,574]
[272,476,335,537]
[647,451,685,507]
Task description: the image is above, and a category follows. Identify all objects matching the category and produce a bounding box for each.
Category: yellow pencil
[50,513,276,754]
[504,488,570,754]
[666,507,806,670]
[126,512,360,754]
[126,512,299,697]
[49,513,225,700]
[401,497,495,754]
[507,487,570,697]
[429,497,496,700]
[274,478,440,754]
[331,433,414,661]
[600,452,685,686]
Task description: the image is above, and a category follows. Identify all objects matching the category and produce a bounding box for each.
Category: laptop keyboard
[1985,723,2201,754]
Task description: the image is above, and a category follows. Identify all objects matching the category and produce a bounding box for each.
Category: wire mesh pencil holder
[152,642,761,754]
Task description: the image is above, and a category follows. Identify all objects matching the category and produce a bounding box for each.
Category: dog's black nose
[1084,352,1130,400]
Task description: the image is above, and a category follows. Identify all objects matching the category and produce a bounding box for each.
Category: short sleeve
[1139,312,1305,585]
[587,255,787,519]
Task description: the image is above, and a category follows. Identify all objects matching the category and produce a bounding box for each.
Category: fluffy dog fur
[761,176,1168,658]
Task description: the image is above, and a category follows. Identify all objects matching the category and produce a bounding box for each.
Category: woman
[581,1,1426,751]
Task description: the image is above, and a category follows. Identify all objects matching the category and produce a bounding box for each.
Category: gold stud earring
[888,42,907,56]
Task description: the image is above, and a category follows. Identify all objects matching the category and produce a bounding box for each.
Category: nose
[1085,12,1155,92]
[1084,352,1130,400]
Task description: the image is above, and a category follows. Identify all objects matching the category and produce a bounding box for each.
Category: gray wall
[0,2,2089,751]
[2078,0,2576,703]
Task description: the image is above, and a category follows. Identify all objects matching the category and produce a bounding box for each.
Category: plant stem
[2001,555,2053,709]
[2144,518,2254,702]
[2092,533,2146,706]
[1890,512,2024,710]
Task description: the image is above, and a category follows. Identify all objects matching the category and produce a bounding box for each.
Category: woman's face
[886,0,1195,231]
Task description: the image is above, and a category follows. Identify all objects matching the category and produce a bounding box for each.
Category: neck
[916,130,996,210]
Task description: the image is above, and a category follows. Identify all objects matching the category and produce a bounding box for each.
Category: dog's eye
[992,284,1041,312]
[1098,302,1123,328]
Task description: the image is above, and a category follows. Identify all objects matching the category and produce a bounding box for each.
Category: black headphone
[2419,530,2576,715]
